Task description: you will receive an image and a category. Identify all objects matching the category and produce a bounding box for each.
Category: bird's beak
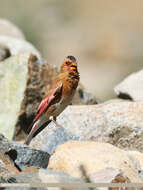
[71,64,77,71]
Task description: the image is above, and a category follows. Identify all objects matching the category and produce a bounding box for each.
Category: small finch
[24,55,80,145]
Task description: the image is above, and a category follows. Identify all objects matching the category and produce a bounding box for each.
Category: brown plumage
[24,55,80,145]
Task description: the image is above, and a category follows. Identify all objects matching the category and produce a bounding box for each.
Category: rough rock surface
[15,55,58,139]
[0,176,7,183]
[0,134,50,171]
[114,69,143,101]
[6,168,88,190]
[127,151,143,180]
[48,141,142,182]
[39,168,87,190]
[0,156,17,179]
[31,102,143,153]
[89,168,131,184]
[0,54,30,139]
[0,19,25,40]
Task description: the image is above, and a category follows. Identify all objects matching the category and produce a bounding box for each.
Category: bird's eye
[65,61,69,65]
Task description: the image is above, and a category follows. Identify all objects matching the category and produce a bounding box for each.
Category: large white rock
[114,69,143,101]
[31,102,143,153]
[0,54,30,139]
[0,36,40,59]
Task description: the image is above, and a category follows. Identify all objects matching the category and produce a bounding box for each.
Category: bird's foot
[49,116,61,127]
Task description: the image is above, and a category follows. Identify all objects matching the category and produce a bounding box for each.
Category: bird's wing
[34,82,63,121]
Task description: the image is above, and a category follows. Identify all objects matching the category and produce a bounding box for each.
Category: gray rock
[0,54,30,139]
[114,69,143,101]
[6,168,88,190]
[32,125,84,155]
[0,19,25,40]
[0,176,7,183]
[6,172,45,190]
[31,102,143,153]
[7,171,42,182]
[0,134,50,171]
[39,168,88,190]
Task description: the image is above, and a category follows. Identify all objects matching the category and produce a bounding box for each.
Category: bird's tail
[24,120,39,145]
[24,119,52,145]
[24,130,34,145]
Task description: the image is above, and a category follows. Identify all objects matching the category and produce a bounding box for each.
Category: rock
[114,69,143,101]
[22,166,40,173]
[73,85,99,105]
[0,44,11,61]
[0,134,50,171]
[89,168,131,184]
[7,172,45,190]
[31,120,84,154]
[7,168,88,190]
[15,54,59,139]
[0,157,16,179]
[103,98,131,104]
[127,151,143,180]
[0,19,25,40]
[0,54,30,139]
[7,172,42,183]
[31,102,143,153]
[0,176,7,183]
[39,168,88,190]
[0,154,19,175]
[0,53,57,140]
[48,141,142,182]
[0,36,40,59]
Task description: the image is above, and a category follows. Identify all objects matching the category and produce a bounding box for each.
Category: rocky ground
[1,19,143,190]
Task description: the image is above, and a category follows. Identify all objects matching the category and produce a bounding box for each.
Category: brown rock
[0,154,19,174]
[22,166,40,173]
[110,173,133,190]
[0,154,19,179]
[15,54,58,139]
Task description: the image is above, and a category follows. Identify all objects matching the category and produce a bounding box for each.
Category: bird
[24,55,80,145]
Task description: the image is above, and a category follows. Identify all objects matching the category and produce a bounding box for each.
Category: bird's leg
[49,116,61,127]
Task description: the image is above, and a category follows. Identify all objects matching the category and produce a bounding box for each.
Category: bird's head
[61,56,78,73]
